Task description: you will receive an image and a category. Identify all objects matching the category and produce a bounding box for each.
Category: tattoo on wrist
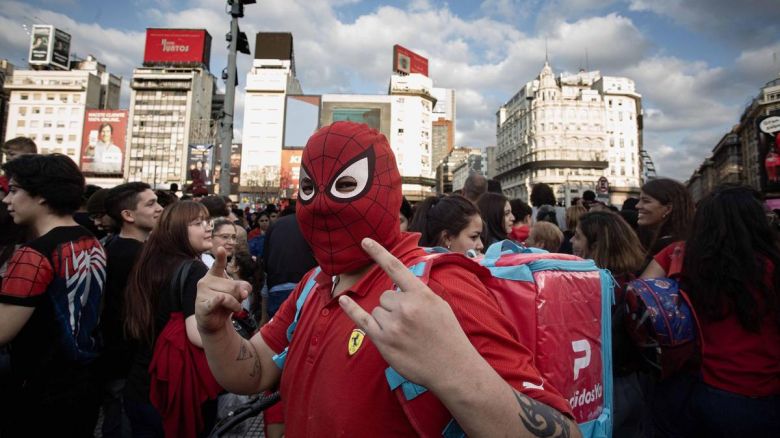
[514,391,572,438]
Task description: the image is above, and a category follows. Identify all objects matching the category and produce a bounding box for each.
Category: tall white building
[126,66,216,187]
[389,73,436,200]
[240,33,301,201]
[4,56,120,163]
[496,62,642,205]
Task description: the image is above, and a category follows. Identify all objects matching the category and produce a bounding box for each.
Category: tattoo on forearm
[236,340,254,361]
[514,391,572,438]
[236,339,262,378]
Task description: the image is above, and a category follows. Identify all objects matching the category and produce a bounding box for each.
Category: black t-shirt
[263,214,317,289]
[97,236,143,380]
[0,226,105,398]
[123,259,208,403]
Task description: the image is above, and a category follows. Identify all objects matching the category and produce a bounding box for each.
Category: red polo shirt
[261,233,572,436]
[655,242,780,397]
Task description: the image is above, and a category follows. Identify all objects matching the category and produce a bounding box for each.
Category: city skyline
[0,0,778,181]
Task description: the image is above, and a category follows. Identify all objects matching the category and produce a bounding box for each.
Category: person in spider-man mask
[195,122,579,437]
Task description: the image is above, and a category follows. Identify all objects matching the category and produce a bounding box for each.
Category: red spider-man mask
[297,122,402,276]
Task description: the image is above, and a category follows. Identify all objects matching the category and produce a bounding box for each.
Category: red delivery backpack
[384,241,614,438]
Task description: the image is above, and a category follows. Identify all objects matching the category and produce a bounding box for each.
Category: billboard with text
[144,28,211,68]
[29,25,71,70]
[80,110,127,176]
[759,113,780,194]
[393,44,429,77]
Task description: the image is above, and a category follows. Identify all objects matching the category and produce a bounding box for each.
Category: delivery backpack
[273,240,614,438]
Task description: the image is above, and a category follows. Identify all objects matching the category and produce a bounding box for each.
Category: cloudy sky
[1,0,779,180]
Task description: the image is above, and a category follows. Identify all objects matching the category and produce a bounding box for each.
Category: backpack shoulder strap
[667,243,685,278]
[272,267,321,369]
[171,259,196,309]
[385,254,484,437]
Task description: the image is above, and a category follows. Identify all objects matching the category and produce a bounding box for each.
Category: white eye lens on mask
[328,154,371,200]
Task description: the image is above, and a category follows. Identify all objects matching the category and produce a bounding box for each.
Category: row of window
[18,92,82,104]
[14,132,78,144]
[17,106,82,117]
[16,119,81,130]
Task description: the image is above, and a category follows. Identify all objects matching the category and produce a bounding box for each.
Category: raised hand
[338,238,479,389]
[196,247,252,335]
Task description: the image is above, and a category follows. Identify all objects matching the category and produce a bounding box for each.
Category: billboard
[187,144,216,189]
[29,25,52,65]
[284,95,321,148]
[255,32,293,60]
[758,113,780,194]
[51,28,71,70]
[143,29,212,68]
[212,143,243,196]
[280,149,303,199]
[80,110,128,176]
[393,44,429,77]
[29,26,71,70]
[320,100,392,140]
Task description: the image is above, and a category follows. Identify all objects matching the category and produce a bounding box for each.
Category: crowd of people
[0,121,778,438]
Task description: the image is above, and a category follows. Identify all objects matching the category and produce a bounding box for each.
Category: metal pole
[219,2,240,197]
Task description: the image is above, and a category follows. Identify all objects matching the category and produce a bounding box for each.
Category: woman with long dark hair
[123,201,215,437]
[643,185,780,436]
[571,210,649,437]
[636,178,694,260]
[477,192,515,247]
[409,194,484,256]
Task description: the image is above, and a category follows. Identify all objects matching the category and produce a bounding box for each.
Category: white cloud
[735,42,780,89]
[621,56,732,131]
[1,0,775,183]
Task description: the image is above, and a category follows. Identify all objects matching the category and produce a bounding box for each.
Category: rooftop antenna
[545,37,549,64]
[585,48,590,72]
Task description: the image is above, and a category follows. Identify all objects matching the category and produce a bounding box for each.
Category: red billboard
[80,110,128,176]
[143,29,212,68]
[393,44,429,77]
[280,149,303,199]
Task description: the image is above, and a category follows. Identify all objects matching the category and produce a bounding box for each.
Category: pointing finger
[208,246,229,278]
[361,238,426,293]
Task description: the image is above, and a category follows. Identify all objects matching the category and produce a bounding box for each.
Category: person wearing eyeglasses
[122,201,216,437]
[202,218,237,270]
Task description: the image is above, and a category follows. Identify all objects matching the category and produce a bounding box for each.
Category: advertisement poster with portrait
[51,28,72,70]
[29,25,53,64]
[757,113,780,194]
[80,110,127,176]
[187,144,215,187]
[212,143,242,196]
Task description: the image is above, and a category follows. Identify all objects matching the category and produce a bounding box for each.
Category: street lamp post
[219,0,253,197]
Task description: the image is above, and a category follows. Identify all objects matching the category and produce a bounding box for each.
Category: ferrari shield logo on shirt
[348,329,365,356]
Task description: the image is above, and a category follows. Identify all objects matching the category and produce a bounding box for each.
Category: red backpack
[386,241,614,438]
